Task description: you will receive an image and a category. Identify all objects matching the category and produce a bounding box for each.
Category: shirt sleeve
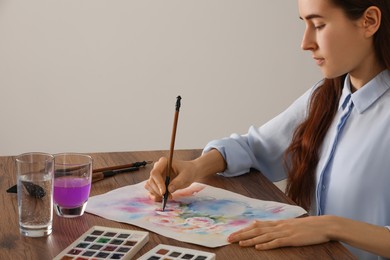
[203,87,313,182]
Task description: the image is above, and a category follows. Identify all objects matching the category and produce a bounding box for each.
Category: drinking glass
[16,152,54,237]
[53,153,92,217]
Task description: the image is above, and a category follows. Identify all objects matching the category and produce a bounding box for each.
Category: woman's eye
[314,24,325,30]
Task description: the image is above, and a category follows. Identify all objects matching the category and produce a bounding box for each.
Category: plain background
[0,0,321,156]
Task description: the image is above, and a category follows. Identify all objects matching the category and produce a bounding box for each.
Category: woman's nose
[301,29,317,51]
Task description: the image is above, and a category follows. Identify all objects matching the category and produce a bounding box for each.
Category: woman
[145,0,390,259]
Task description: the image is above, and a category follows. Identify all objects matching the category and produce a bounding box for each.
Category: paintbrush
[92,166,139,183]
[162,96,182,211]
[54,160,153,174]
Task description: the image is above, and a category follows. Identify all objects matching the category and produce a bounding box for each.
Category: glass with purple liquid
[53,153,92,217]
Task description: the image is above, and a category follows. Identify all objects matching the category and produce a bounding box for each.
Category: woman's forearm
[326,215,390,258]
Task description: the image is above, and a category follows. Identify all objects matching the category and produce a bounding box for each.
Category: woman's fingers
[144,178,163,201]
[228,221,294,249]
[228,217,331,250]
[228,221,276,242]
[145,157,168,200]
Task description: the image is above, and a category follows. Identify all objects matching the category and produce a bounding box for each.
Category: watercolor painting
[86,181,306,247]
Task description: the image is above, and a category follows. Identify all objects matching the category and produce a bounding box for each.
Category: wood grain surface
[0,150,356,259]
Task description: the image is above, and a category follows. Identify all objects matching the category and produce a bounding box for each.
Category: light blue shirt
[204,70,390,260]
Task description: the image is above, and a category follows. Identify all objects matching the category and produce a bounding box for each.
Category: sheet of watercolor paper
[86,181,306,248]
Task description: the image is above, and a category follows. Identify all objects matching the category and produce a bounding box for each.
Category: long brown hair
[285,0,390,210]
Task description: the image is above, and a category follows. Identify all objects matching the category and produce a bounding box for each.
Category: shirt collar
[340,70,390,113]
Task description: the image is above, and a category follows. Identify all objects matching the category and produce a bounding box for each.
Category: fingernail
[169,185,176,193]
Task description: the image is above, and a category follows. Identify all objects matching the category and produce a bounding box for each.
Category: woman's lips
[314,57,325,66]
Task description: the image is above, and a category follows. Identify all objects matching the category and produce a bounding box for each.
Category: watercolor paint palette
[138,244,216,260]
[54,226,149,260]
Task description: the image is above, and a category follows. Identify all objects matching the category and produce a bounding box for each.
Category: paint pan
[138,244,216,260]
[53,226,148,260]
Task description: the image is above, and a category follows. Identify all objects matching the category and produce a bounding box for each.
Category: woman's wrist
[319,215,343,241]
[192,149,226,179]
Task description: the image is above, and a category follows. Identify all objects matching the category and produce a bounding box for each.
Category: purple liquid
[54,177,91,208]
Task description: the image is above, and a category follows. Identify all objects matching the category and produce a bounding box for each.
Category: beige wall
[0,0,321,156]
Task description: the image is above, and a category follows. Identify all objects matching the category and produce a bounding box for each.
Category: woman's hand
[144,157,198,201]
[144,149,227,202]
[227,216,331,250]
[228,215,390,258]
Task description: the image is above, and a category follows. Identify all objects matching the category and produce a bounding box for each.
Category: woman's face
[298,0,374,85]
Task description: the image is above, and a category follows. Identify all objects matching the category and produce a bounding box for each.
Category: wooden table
[0,150,355,259]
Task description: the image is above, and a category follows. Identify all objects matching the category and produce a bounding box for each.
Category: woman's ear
[361,6,381,38]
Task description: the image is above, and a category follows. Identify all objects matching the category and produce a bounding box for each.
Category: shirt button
[322,185,326,190]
